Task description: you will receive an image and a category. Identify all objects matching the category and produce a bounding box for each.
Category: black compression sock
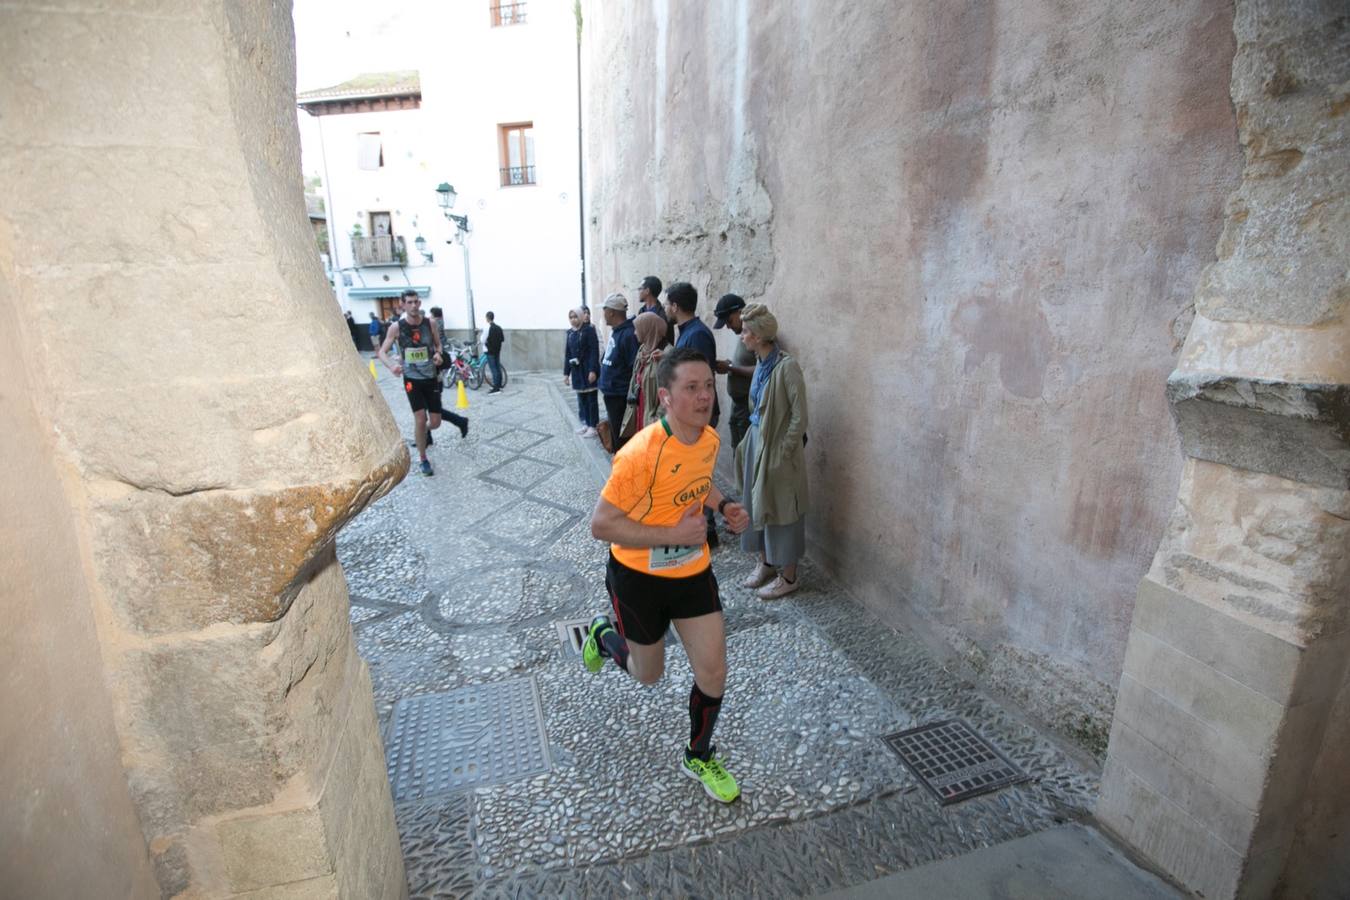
[687,683,723,759]
[599,628,629,672]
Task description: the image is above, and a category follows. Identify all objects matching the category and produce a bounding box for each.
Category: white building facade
[299,1,583,368]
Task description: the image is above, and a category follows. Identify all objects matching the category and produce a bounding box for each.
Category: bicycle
[442,344,475,389]
[466,350,508,391]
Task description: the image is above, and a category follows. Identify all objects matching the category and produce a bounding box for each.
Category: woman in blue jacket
[564,307,600,436]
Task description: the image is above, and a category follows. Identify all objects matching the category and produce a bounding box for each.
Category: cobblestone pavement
[338,368,1101,899]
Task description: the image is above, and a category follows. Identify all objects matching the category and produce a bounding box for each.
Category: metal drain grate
[385,677,551,802]
[882,719,1029,805]
[556,618,592,657]
[554,618,680,657]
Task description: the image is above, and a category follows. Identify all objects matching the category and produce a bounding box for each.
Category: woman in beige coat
[735,304,809,599]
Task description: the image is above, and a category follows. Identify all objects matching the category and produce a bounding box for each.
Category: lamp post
[435,182,477,347]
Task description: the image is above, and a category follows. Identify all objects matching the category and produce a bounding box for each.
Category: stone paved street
[337,367,1148,899]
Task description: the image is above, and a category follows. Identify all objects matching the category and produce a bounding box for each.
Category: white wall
[422,0,583,334]
[296,0,583,339]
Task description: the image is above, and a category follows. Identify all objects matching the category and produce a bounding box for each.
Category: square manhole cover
[882,719,1028,805]
[385,676,551,802]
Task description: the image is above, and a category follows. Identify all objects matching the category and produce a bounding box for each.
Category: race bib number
[649,543,700,570]
[405,347,429,364]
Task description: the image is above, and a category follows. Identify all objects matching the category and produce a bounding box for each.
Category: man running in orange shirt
[583,347,750,803]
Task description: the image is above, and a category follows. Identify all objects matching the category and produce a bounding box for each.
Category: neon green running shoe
[682,747,740,803]
[581,615,611,674]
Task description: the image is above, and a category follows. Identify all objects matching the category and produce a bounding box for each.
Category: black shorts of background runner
[404,377,443,414]
[605,552,721,646]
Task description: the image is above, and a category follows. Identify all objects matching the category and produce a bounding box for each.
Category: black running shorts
[605,552,721,646]
[404,377,443,415]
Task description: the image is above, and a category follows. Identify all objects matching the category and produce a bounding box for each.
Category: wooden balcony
[352,235,406,267]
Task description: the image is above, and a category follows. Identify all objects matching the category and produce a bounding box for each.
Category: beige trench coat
[735,350,809,530]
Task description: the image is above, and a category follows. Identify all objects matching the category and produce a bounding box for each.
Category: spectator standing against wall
[736,304,809,599]
[368,313,381,353]
[713,293,754,450]
[637,275,673,347]
[565,307,600,437]
[598,292,639,453]
[483,311,505,393]
[624,311,668,434]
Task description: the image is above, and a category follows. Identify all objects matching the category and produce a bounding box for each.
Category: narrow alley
[338,370,1171,898]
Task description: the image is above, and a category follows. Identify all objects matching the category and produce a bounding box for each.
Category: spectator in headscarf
[624,311,668,434]
[565,307,600,436]
[735,304,809,599]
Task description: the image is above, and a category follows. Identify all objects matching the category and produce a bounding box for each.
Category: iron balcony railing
[491,2,527,26]
[351,235,407,267]
[500,165,536,187]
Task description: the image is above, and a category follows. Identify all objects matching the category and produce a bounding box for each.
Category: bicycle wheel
[497,366,508,389]
[469,363,484,390]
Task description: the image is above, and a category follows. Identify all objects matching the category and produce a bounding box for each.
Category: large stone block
[1131,576,1304,703]
[233,874,339,900]
[1110,674,1268,808]
[1122,627,1284,750]
[1167,374,1350,489]
[122,629,277,754]
[1105,718,1259,852]
[90,463,404,635]
[1099,759,1243,900]
[0,5,224,152]
[1150,459,1350,647]
[218,807,334,893]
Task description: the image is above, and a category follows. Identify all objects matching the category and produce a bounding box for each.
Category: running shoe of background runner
[420,459,434,477]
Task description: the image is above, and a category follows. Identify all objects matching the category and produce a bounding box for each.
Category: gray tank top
[397,316,438,380]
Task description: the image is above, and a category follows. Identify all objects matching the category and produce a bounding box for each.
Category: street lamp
[435,182,477,345]
[413,234,433,263]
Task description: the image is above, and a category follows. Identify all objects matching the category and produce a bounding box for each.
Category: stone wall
[2,1,408,897]
[0,285,159,900]
[582,0,1241,746]
[1098,3,1348,897]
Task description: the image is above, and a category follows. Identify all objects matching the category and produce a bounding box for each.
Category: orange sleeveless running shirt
[600,417,720,578]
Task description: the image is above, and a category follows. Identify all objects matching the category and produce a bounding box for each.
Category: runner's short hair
[401,289,419,300]
[656,346,711,390]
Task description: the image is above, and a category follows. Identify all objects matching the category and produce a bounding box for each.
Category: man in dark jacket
[668,281,722,544]
[484,311,505,392]
[638,275,673,347]
[598,292,639,453]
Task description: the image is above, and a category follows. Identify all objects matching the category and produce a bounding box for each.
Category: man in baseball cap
[713,293,755,450]
[599,292,639,452]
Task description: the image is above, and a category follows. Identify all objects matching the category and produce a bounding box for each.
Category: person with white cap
[598,292,639,453]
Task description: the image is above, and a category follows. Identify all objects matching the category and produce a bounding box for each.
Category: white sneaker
[580,426,597,438]
[742,564,775,589]
[757,576,800,600]
[575,425,588,434]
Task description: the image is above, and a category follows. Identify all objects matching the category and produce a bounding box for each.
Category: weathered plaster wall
[2,1,408,896]
[584,0,1241,745]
